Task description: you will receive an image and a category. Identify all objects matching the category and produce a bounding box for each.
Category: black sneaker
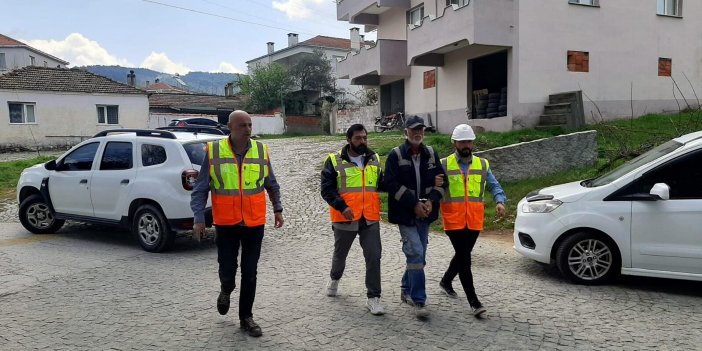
[217,291,230,315]
[240,317,263,337]
[439,280,458,298]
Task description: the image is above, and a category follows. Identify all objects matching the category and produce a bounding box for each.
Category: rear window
[183,142,208,165]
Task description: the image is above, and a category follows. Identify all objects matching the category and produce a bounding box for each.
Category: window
[0,53,6,69]
[624,150,702,199]
[29,55,35,66]
[183,142,208,165]
[142,144,167,167]
[43,61,47,67]
[569,0,599,6]
[567,51,589,72]
[8,102,36,124]
[407,5,424,26]
[57,142,99,171]
[100,142,133,170]
[447,0,469,7]
[97,105,119,124]
[658,58,672,77]
[657,0,682,16]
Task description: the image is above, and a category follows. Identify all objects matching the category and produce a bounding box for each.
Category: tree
[237,63,293,113]
[290,49,335,95]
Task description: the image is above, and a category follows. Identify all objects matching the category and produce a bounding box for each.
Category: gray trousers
[329,221,382,298]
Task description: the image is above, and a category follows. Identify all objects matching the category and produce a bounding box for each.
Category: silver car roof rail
[92,129,177,139]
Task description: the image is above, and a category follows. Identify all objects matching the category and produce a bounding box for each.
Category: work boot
[217,291,230,315]
[240,317,263,337]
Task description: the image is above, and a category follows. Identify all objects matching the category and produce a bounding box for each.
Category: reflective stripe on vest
[208,138,269,226]
[327,151,381,223]
[440,154,489,231]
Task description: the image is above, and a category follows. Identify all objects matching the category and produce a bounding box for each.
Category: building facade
[336,0,701,132]
[0,34,69,75]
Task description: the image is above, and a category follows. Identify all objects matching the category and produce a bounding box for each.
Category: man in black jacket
[384,115,445,319]
[320,124,385,315]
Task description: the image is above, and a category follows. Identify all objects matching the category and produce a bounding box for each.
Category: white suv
[514,130,702,284]
[16,129,224,252]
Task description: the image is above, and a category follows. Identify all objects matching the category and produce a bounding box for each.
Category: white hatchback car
[514,130,702,284]
[16,129,224,252]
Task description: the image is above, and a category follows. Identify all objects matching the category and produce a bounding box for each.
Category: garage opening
[380,79,405,116]
[469,50,508,119]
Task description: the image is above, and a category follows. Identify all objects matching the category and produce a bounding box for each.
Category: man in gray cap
[383,115,445,319]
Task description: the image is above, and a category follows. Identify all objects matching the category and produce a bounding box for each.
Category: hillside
[81,65,241,95]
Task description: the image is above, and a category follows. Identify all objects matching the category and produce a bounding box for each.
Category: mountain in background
[81,65,242,95]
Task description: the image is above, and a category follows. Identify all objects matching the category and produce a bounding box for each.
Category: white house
[0,66,149,150]
[246,33,364,105]
[336,0,702,132]
[0,34,69,75]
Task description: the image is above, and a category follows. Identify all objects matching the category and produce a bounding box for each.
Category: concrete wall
[251,114,285,135]
[378,7,408,40]
[0,90,148,150]
[336,105,380,134]
[475,130,598,182]
[514,0,702,126]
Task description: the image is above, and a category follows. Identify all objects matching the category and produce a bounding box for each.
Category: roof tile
[0,66,146,95]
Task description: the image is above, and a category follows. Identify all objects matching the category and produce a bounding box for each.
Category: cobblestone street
[1,138,701,350]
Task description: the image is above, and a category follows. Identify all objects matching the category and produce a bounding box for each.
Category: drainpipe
[434,67,438,131]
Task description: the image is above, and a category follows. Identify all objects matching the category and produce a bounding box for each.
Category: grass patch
[0,156,53,191]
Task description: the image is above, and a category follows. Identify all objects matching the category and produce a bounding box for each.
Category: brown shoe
[240,317,263,337]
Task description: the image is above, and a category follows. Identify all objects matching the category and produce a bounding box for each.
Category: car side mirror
[650,183,670,200]
[45,160,57,171]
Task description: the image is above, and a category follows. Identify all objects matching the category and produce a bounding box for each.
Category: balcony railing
[337,39,410,85]
[337,0,410,24]
[407,0,515,65]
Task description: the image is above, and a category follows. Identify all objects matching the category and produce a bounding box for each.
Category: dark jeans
[215,225,264,321]
[330,221,382,298]
[442,228,481,307]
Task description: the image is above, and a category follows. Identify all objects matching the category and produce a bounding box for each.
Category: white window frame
[657,0,682,17]
[568,0,599,6]
[29,55,35,66]
[8,102,37,124]
[407,5,424,27]
[97,105,119,125]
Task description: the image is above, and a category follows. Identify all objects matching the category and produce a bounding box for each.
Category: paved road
[1,138,701,350]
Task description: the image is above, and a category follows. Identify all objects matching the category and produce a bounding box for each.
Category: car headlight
[521,199,563,213]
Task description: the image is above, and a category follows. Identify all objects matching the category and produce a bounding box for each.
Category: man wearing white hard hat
[438,124,506,318]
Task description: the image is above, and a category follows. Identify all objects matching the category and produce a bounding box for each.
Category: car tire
[19,194,65,234]
[555,232,620,285]
[132,204,174,253]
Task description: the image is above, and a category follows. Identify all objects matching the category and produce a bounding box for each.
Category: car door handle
[80,179,88,184]
[121,179,130,184]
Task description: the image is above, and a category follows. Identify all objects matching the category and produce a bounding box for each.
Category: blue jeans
[399,220,429,305]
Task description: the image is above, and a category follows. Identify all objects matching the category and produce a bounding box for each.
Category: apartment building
[336,0,701,132]
[0,34,69,75]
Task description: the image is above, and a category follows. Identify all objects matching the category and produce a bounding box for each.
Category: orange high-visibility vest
[208,138,269,226]
[440,154,489,231]
[327,151,381,223]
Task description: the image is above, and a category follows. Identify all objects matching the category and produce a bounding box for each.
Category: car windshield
[586,139,683,187]
[182,141,209,165]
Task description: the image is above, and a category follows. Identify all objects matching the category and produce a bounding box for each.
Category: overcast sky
[1,0,374,74]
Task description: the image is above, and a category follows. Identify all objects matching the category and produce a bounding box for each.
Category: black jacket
[320,144,383,213]
[384,141,445,225]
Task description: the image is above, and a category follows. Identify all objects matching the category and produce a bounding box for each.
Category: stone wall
[336,105,380,134]
[475,130,597,182]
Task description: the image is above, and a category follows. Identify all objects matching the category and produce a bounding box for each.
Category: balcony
[407,0,515,66]
[337,0,410,25]
[337,39,410,86]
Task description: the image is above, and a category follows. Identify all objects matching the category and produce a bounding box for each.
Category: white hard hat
[451,124,476,141]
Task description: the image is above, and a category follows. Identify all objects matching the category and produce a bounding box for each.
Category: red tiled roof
[0,66,146,95]
[144,82,188,93]
[149,93,245,110]
[301,36,351,50]
[0,33,26,46]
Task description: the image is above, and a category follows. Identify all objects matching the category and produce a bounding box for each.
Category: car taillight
[182,169,199,190]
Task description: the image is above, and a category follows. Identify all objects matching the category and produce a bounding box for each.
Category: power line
[142,0,316,35]
[199,0,308,33]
